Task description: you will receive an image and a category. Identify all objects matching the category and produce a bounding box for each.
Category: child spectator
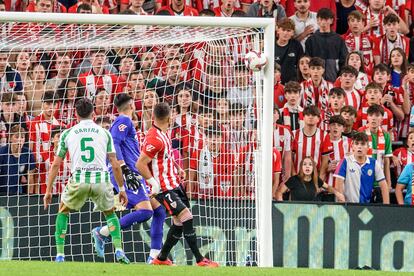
[297,55,311,82]
[216,98,230,127]
[358,104,393,189]
[273,63,286,108]
[0,92,28,146]
[320,87,346,131]
[301,57,333,109]
[305,8,348,82]
[357,82,394,132]
[393,130,414,177]
[55,78,80,127]
[189,125,237,199]
[280,81,303,131]
[0,50,23,94]
[373,14,409,64]
[289,0,318,49]
[275,18,304,84]
[340,105,359,138]
[388,47,407,88]
[342,11,375,73]
[334,132,389,204]
[94,88,112,119]
[320,115,351,186]
[48,126,70,194]
[273,107,293,183]
[397,63,414,139]
[292,105,326,173]
[344,51,371,90]
[223,103,251,153]
[227,61,253,108]
[158,0,199,16]
[276,156,344,202]
[337,66,362,109]
[27,90,63,194]
[0,125,36,195]
[214,0,238,16]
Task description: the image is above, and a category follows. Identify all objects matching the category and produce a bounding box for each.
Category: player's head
[352,132,369,158]
[75,98,94,119]
[153,102,171,125]
[114,93,133,112]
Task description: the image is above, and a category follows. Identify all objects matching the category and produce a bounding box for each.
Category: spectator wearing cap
[275,18,304,84]
[0,125,36,195]
[305,8,348,82]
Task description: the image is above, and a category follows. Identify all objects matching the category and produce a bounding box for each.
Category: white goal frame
[0,12,275,267]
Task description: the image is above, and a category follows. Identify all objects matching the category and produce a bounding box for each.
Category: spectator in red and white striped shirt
[339,65,362,110]
[392,130,414,176]
[320,115,351,187]
[292,105,327,174]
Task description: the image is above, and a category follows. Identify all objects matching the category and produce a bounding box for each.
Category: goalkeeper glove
[121,164,142,191]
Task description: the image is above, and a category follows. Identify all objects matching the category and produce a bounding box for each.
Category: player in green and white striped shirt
[43,98,129,264]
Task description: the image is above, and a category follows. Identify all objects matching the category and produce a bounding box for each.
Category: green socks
[55,213,69,255]
[105,213,122,251]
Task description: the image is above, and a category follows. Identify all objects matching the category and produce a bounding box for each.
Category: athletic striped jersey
[57,119,114,184]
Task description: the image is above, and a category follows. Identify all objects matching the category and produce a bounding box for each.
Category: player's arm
[136,152,161,194]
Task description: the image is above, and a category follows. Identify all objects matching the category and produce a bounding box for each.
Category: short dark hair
[284,81,301,93]
[303,105,320,117]
[205,125,222,137]
[407,63,414,72]
[114,93,132,109]
[75,98,94,118]
[365,82,383,93]
[229,103,246,116]
[367,104,384,116]
[353,132,369,144]
[77,3,92,12]
[340,105,357,117]
[339,65,358,77]
[309,57,325,69]
[51,126,66,139]
[329,115,346,126]
[199,9,215,16]
[231,10,246,17]
[329,87,346,97]
[373,63,391,75]
[317,8,334,20]
[42,90,55,103]
[347,10,364,21]
[1,92,14,103]
[383,13,399,25]
[9,125,25,138]
[95,116,112,126]
[153,102,171,121]
[156,9,172,15]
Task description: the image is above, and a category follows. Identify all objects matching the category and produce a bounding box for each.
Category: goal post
[0,12,274,267]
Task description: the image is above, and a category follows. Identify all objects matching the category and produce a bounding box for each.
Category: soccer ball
[244,51,268,72]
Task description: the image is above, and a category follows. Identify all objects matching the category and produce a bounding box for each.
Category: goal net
[0,13,274,266]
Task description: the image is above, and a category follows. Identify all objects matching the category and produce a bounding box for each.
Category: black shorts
[156,186,190,216]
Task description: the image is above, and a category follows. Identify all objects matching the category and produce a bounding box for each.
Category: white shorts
[61,180,114,212]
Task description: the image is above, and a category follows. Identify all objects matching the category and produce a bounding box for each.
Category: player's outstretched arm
[136,153,160,195]
[43,156,63,210]
[108,153,128,207]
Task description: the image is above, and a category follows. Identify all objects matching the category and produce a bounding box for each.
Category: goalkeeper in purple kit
[92,93,166,263]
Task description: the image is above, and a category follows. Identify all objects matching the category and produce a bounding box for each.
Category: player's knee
[153,205,166,220]
[139,209,154,222]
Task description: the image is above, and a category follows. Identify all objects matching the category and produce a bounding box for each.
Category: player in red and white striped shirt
[292,105,327,174]
[320,115,351,187]
[136,102,218,267]
[392,130,414,176]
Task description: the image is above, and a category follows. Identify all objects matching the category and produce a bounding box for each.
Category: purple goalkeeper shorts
[110,174,150,210]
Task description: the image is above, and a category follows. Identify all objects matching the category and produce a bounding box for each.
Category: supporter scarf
[344,32,374,68]
[282,103,304,129]
[302,78,330,109]
[365,8,384,37]
[361,125,385,157]
[355,0,368,11]
[198,146,214,190]
[85,74,112,100]
[380,34,407,64]
[202,0,220,10]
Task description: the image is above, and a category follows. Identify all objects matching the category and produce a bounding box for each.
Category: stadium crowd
[1,0,414,205]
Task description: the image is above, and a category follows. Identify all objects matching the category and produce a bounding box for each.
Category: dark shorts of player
[156,186,190,216]
[110,173,150,209]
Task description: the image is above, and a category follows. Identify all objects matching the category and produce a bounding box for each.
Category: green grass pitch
[0,261,410,276]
